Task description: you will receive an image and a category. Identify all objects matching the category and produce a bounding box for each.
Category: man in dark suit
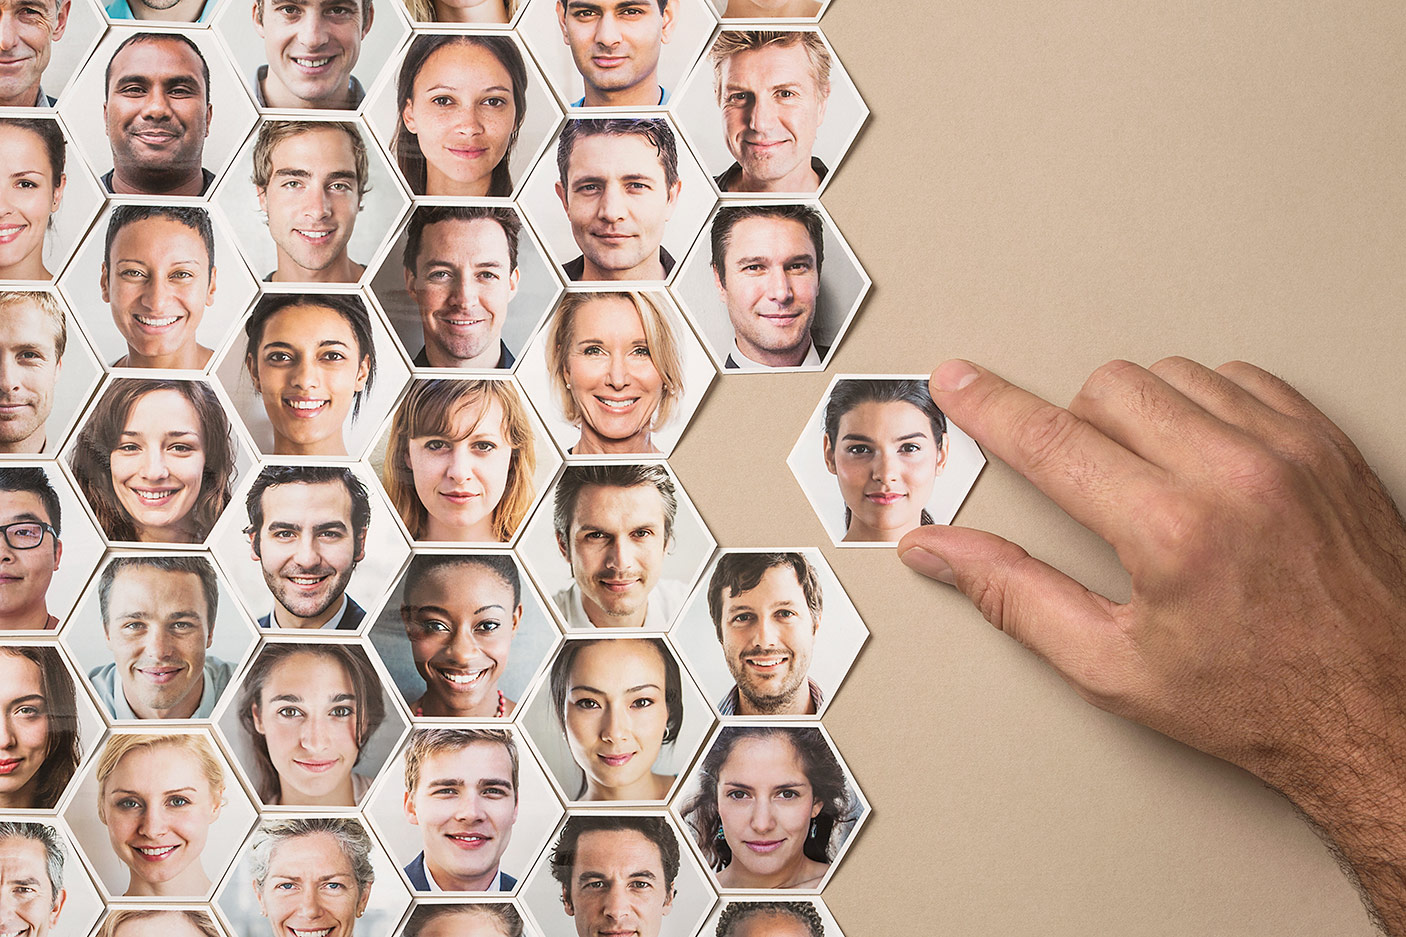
[710,203,830,370]
[244,464,369,630]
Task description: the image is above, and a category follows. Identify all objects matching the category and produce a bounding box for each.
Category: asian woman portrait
[383,379,536,543]
[0,645,79,810]
[69,378,235,544]
[545,291,685,455]
[0,118,66,282]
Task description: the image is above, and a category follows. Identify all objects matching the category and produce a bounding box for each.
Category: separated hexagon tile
[0,289,104,460]
[212,634,410,809]
[365,375,561,546]
[670,723,868,894]
[56,201,258,374]
[516,460,715,631]
[787,374,985,547]
[210,117,410,286]
[362,724,564,895]
[62,550,259,722]
[517,0,715,113]
[519,810,716,937]
[0,818,103,937]
[0,462,105,632]
[669,200,867,373]
[672,27,865,198]
[517,634,714,805]
[59,25,258,199]
[62,727,258,903]
[214,815,412,937]
[517,113,714,287]
[366,549,561,721]
[208,459,410,632]
[669,548,865,720]
[211,289,411,461]
[368,204,563,374]
[363,31,562,200]
[61,374,258,546]
[0,641,106,812]
[516,289,715,459]
[0,116,104,282]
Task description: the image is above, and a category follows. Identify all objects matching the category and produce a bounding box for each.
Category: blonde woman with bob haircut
[545,291,685,455]
[384,379,537,542]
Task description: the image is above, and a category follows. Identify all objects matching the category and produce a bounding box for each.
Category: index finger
[930,359,1165,545]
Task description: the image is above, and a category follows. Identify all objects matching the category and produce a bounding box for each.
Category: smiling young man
[709,30,831,194]
[0,468,61,631]
[549,814,678,937]
[554,117,682,282]
[551,462,688,629]
[102,32,214,196]
[88,555,233,720]
[401,205,521,370]
[401,728,519,893]
[707,551,824,716]
[0,0,69,107]
[556,0,674,108]
[710,203,827,369]
[0,823,67,937]
[0,292,64,455]
[252,120,367,283]
[244,464,369,630]
[252,0,373,109]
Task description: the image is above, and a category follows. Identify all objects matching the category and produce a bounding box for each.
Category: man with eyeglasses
[0,467,62,631]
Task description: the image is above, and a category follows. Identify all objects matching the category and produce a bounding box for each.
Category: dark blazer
[404,852,517,892]
[259,595,365,630]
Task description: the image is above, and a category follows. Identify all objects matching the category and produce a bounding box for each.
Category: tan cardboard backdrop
[670,2,1405,933]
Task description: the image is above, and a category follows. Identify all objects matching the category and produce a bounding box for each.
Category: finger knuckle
[1012,405,1085,474]
[1080,358,1140,400]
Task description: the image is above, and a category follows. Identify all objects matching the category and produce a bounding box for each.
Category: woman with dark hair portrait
[400,0,515,23]
[549,637,682,802]
[0,645,79,810]
[69,378,236,543]
[383,379,536,543]
[545,291,686,455]
[0,118,66,282]
[236,643,387,807]
[394,34,528,197]
[821,378,950,543]
[682,726,853,890]
[244,293,376,458]
[249,817,375,937]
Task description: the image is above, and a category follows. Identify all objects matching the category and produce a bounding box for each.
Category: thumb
[898,525,1124,699]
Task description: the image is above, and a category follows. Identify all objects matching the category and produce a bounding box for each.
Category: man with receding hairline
[0,0,69,107]
[0,822,68,937]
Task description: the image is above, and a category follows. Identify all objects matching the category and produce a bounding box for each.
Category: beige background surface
[670,2,1405,934]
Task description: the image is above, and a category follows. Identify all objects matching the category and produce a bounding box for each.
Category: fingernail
[900,546,956,584]
[932,359,979,392]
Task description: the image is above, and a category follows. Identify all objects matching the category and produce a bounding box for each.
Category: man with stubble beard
[0,292,63,455]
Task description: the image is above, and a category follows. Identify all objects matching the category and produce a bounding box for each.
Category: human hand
[898,358,1406,933]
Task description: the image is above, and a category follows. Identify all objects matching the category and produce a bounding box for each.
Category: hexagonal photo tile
[519,810,715,937]
[669,201,868,373]
[516,460,716,631]
[213,0,411,114]
[214,815,412,937]
[362,31,563,200]
[672,27,867,197]
[59,25,259,198]
[670,723,868,893]
[363,724,564,894]
[365,375,561,545]
[368,204,563,373]
[208,459,411,632]
[516,290,716,459]
[63,727,258,902]
[35,0,107,107]
[0,116,104,283]
[57,202,259,373]
[63,550,260,722]
[366,549,561,720]
[517,114,715,287]
[211,289,412,460]
[0,462,105,632]
[787,374,985,547]
[212,634,411,809]
[394,899,538,937]
[88,906,234,937]
[0,819,103,937]
[0,641,106,812]
[211,117,410,285]
[61,374,258,546]
[669,548,866,720]
[517,0,715,111]
[0,289,104,459]
[703,897,846,937]
[518,634,714,805]
[707,0,832,23]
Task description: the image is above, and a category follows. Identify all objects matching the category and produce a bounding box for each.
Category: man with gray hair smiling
[0,822,68,937]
